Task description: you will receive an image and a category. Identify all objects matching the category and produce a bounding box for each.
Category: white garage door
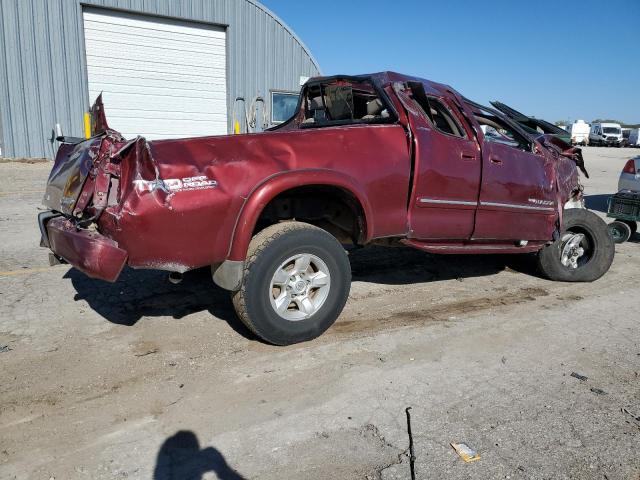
[83,8,227,140]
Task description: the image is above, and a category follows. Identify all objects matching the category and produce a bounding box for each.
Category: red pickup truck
[39,72,614,345]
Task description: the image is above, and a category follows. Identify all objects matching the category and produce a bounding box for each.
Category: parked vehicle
[38,72,614,345]
[490,101,572,144]
[607,189,640,243]
[608,156,640,242]
[568,120,590,146]
[622,128,631,147]
[589,122,623,146]
[627,128,640,147]
[618,156,640,192]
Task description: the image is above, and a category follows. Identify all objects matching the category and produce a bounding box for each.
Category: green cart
[607,190,640,243]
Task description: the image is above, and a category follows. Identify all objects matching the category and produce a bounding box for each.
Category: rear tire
[232,222,351,345]
[608,221,632,243]
[537,209,614,282]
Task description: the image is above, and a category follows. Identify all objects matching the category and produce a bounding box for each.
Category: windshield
[603,127,620,134]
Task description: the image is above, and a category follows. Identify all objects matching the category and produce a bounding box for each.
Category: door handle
[461,152,476,160]
[490,156,503,165]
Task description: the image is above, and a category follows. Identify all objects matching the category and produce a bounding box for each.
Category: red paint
[46,216,127,282]
[40,72,583,283]
[395,85,481,240]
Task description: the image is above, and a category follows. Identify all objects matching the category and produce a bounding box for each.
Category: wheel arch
[227,169,373,261]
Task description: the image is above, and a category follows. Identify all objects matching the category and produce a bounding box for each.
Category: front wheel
[232,222,351,345]
[537,209,614,282]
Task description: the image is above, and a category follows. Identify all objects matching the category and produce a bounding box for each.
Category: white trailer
[569,120,590,145]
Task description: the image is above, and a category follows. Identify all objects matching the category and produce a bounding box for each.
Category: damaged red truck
[39,72,614,345]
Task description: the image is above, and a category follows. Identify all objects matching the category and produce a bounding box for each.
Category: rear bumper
[43,215,128,282]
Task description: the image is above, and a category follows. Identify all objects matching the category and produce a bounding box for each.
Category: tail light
[622,159,637,174]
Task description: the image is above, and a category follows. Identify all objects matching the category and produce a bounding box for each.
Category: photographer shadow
[153,430,245,480]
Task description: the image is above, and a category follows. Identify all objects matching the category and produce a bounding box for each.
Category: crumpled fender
[226,169,374,261]
[539,134,589,178]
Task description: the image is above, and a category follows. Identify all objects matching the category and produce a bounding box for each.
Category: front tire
[537,209,614,282]
[232,222,351,345]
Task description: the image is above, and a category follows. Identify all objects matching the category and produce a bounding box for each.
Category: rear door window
[423,97,465,138]
[466,104,533,152]
[405,83,466,138]
[300,79,393,127]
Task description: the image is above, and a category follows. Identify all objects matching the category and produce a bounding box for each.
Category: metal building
[0,0,320,158]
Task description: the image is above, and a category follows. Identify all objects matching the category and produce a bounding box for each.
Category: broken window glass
[467,104,532,151]
[405,82,466,138]
[298,78,392,127]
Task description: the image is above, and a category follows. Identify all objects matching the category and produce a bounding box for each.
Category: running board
[401,239,546,255]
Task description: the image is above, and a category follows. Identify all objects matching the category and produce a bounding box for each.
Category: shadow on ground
[348,246,539,284]
[66,247,540,332]
[65,267,252,338]
[153,431,245,480]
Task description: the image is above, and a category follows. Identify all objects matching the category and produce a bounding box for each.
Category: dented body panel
[103,124,410,270]
[40,72,585,284]
[46,216,127,282]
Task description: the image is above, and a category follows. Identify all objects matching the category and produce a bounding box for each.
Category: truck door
[464,102,557,241]
[397,83,481,240]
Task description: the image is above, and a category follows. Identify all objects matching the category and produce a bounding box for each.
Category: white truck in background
[568,120,590,145]
[589,122,623,146]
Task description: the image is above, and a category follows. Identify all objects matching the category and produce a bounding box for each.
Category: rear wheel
[537,209,614,282]
[232,222,351,345]
[608,221,632,243]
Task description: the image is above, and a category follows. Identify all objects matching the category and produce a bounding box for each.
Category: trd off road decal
[528,198,554,206]
[134,175,218,193]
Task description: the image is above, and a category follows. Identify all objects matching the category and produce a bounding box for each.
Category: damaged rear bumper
[42,215,128,282]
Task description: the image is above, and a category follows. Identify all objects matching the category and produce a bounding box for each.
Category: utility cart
[607,190,640,243]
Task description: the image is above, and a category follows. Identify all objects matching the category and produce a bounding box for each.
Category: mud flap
[212,260,244,291]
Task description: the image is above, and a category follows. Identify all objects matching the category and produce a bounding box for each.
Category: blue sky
[261,0,640,124]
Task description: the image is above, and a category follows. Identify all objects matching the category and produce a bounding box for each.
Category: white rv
[589,122,623,146]
[569,120,590,145]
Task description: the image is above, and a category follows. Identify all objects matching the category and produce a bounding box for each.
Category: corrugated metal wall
[0,0,320,158]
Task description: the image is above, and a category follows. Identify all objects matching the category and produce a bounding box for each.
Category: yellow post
[83,112,91,138]
[234,120,241,134]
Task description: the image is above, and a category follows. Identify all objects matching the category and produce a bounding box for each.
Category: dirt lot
[1,147,639,480]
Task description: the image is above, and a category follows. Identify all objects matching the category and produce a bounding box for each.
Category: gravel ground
[0,147,638,479]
